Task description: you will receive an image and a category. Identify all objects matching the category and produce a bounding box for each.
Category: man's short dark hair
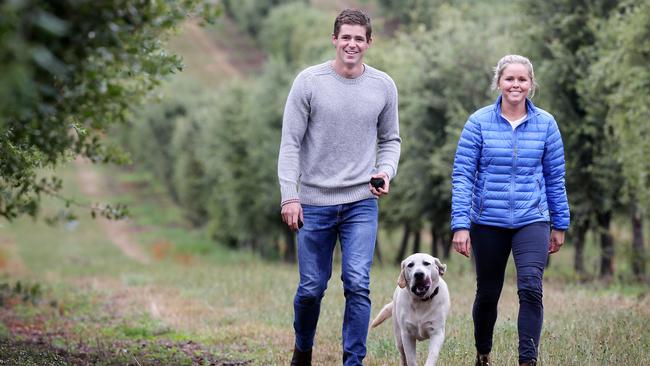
[333,9,372,41]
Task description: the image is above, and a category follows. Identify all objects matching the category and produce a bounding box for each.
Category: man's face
[332,24,371,68]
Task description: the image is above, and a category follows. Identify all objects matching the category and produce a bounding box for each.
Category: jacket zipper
[511,129,517,226]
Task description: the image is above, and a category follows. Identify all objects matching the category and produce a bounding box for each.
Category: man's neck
[332,60,365,79]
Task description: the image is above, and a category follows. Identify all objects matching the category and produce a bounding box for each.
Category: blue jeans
[293,198,378,366]
[470,222,550,363]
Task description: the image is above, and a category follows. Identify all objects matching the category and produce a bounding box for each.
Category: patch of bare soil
[73,276,221,335]
[0,327,248,366]
[0,293,250,366]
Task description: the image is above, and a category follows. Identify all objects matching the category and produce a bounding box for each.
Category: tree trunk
[374,236,383,264]
[430,226,439,257]
[413,230,421,253]
[395,224,411,264]
[284,227,296,263]
[631,203,646,279]
[245,238,255,252]
[252,238,260,255]
[573,225,588,276]
[597,211,614,279]
[442,232,452,259]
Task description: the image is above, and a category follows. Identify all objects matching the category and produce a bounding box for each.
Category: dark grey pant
[470,222,550,363]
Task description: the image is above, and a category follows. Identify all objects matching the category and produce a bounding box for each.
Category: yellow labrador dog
[371,253,450,366]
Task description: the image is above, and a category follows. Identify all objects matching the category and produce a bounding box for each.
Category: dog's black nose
[414,272,424,280]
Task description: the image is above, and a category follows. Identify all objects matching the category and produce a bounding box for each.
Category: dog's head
[397,253,446,298]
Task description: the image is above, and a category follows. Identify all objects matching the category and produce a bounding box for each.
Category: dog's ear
[397,260,407,288]
[434,257,447,276]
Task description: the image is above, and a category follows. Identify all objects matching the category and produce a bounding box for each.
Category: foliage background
[1,0,649,364]
[109,0,649,280]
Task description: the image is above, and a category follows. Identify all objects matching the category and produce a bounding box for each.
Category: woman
[451,55,570,366]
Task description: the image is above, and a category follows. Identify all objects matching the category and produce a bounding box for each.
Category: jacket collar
[494,95,537,121]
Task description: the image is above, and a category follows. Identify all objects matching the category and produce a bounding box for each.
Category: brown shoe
[475,353,490,366]
[519,361,537,366]
[290,346,312,366]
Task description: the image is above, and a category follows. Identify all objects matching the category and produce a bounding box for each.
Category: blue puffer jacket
[451,96,570,231]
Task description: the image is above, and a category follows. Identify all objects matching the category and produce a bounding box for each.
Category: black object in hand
[298,219,304,229]
[370,177,385,189]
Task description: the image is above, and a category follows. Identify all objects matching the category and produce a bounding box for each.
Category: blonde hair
[491,54,538,98]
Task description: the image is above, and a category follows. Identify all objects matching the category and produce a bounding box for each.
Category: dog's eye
[423,261,431,266]
[407,262,414,268]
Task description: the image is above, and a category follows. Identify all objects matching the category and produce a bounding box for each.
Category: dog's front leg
[397,346,407,366]
[424,328,445,366]
[400,331,417,366]
[395,334,407,366]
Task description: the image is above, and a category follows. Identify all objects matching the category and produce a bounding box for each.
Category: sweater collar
[328,61,368,84]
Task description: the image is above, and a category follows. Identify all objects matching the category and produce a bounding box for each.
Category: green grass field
[1,162,649,365]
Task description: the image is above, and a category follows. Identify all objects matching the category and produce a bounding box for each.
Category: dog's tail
[370,301,393,328]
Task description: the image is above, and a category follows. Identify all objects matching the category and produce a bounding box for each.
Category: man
[277,8,401,366]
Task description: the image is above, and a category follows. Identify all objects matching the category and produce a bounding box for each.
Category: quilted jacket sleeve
[542,118,570,230]
[451,117,482,231]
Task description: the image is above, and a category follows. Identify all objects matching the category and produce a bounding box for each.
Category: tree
[170,84,214,227]
[259,2,331,68]
[198,82,251,248]
[0,0,216,221]
[584,0,650,279]
[221,0,307,37]
[115,78,218,227]
[521,0,621,278]
[376,0,447,31]
[197,60,295,259]
[241,58,296,260]
[127,93,183,201]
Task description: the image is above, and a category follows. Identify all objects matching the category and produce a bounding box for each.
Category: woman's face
[498,63,532,107]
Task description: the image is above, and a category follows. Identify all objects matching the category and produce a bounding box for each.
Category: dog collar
[421,286,439,302]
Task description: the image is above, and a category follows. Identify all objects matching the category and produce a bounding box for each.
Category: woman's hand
[549,229,565,254]
[452,229,472,258]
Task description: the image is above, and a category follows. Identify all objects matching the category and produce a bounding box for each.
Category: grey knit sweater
[278,61,401,206]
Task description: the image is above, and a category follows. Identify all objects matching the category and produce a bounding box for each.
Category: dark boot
[519,361,537,366]
[290,346,312,366]
[475,353,490,366]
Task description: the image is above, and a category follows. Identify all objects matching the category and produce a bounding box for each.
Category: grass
[1,163,649,365]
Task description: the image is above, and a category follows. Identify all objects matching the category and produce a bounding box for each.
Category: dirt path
[72,160,224,334]
[74,159,150,265]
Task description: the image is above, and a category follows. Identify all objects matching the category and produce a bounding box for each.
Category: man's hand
[369,172,390,197]
[452,229,472,258]
[281,201,303,232]
[549,229,565,254]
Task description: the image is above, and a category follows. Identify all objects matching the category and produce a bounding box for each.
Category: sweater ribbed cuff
[377,165,395,181]
[280,184,299,206]
[281,198,300,207]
